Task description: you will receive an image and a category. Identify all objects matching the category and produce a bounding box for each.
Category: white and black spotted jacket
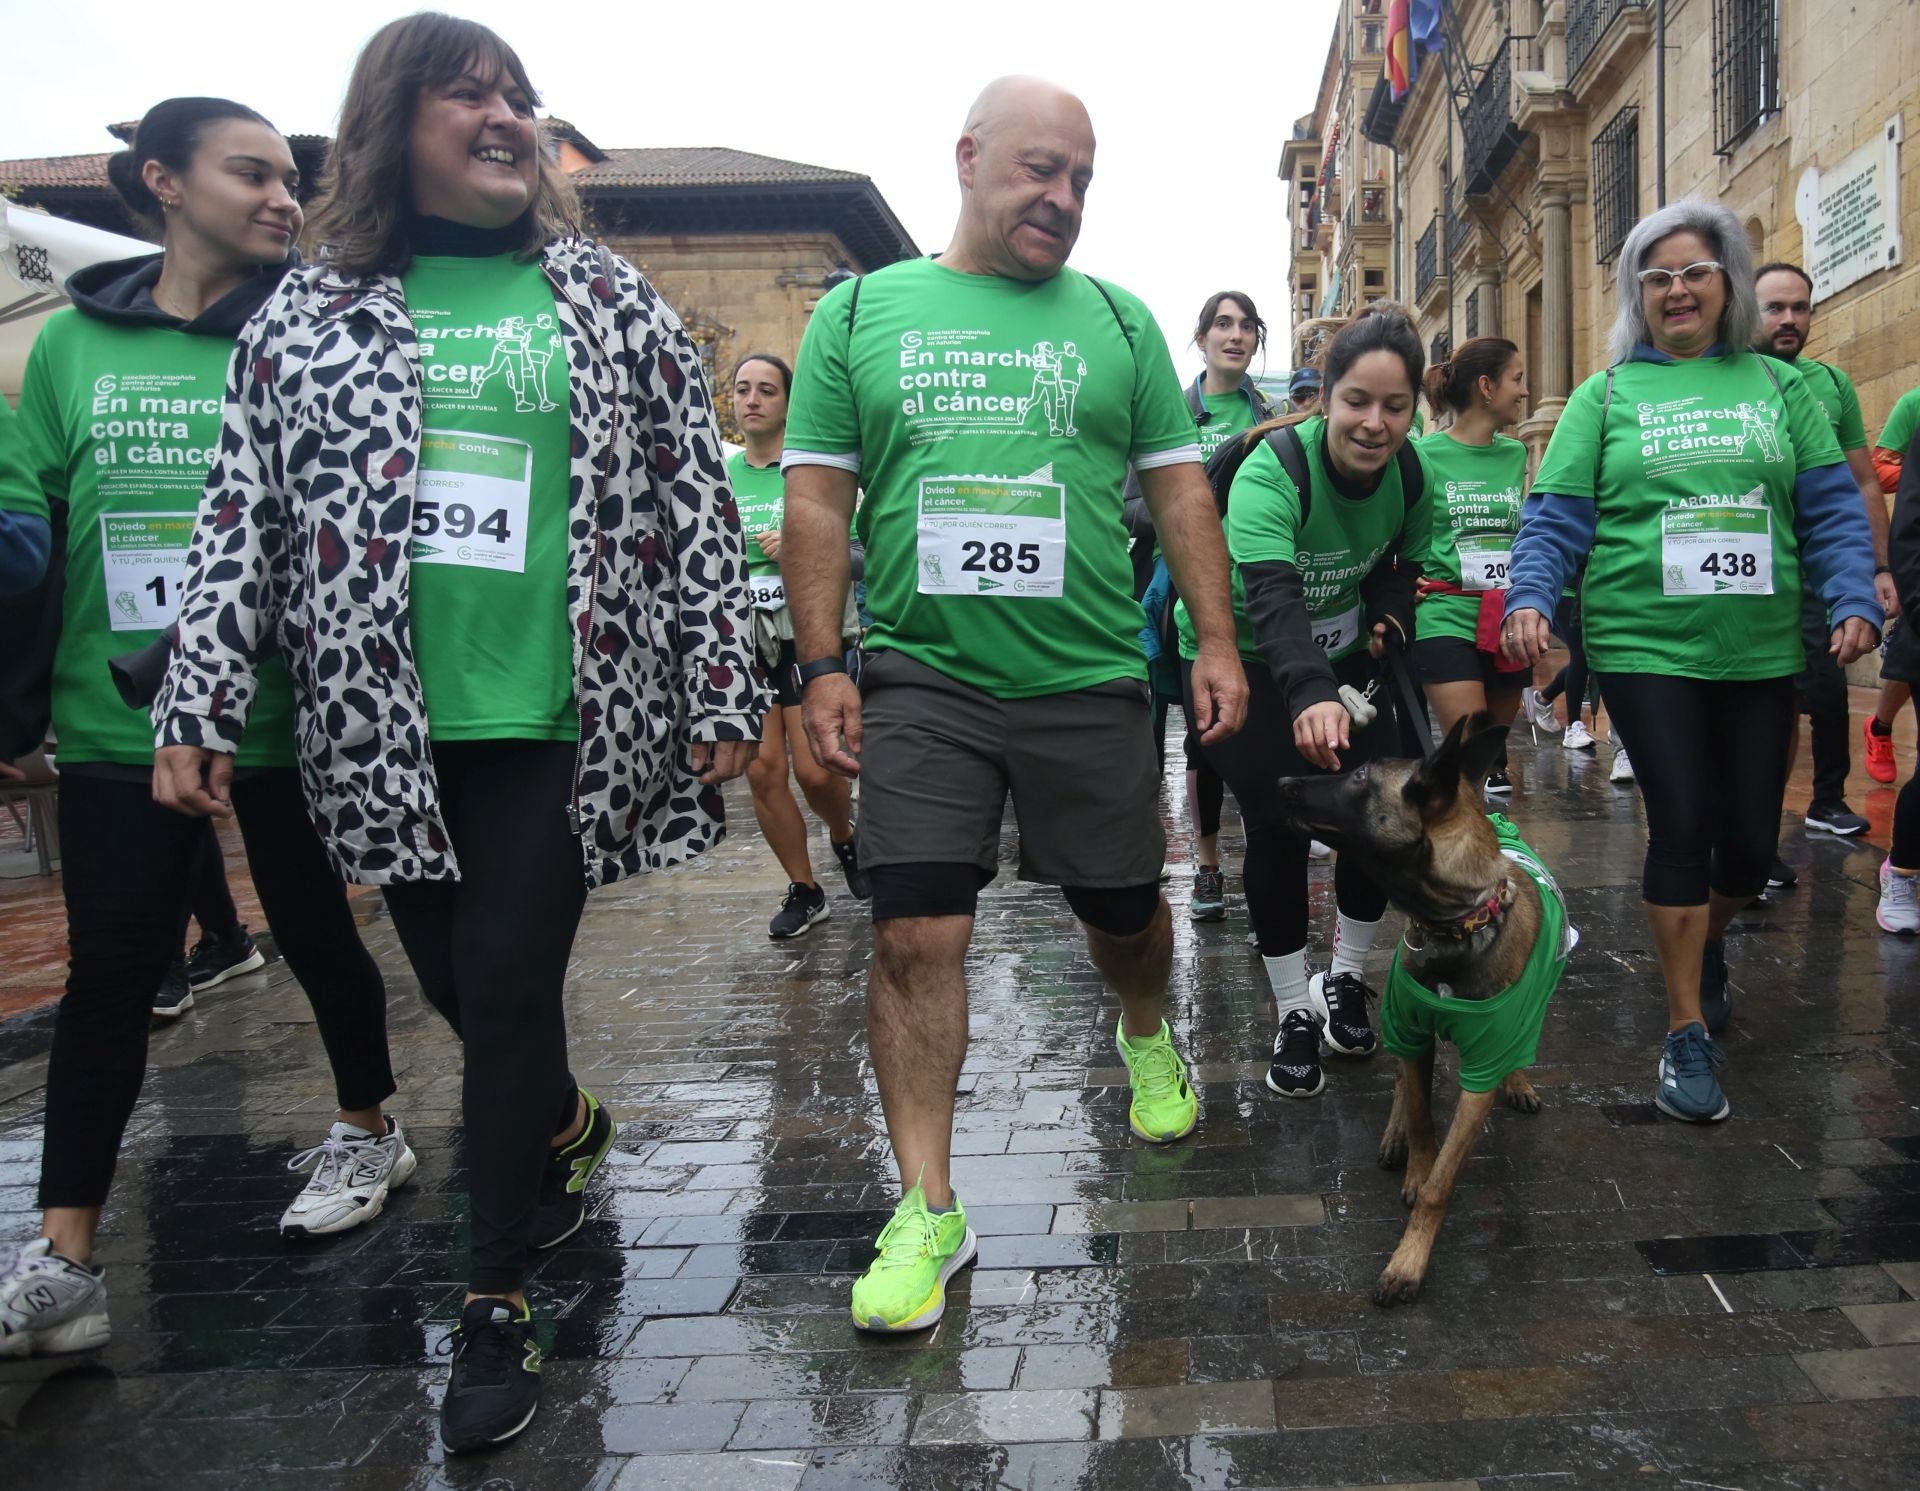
[154,236,765,887]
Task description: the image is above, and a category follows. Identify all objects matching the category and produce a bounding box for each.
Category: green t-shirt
[1877,385,1920,454]
[1175,417,1435,664]
[726,450,785,580]
[1784,357,1866,451]
[1529,352,1844,679]
[782,258,1198,699]
[1197,389,1259,464]
[1415,431,1528,643]
[2,309,295,766]
[402,254,576,741]
[1379,815,1575,1092]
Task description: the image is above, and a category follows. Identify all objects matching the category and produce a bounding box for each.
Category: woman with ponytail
[0,98,408,1364]
[1412,338,1531,792]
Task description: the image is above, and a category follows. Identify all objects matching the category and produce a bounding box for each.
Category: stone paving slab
[0,724,1917,1488]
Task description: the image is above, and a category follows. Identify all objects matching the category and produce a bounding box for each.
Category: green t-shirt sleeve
[1829,364,1867,451]
[783,277,860,461]
[1111,286,1203,466]
[1780,363,1845,473]
[1878,387,1920,454]
[1224,441,1303,563]
[1,335,65,520]
[1529,371,1608,498]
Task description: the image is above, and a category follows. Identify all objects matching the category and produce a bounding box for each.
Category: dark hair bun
[106,149,163,220]
[108,97,274,231]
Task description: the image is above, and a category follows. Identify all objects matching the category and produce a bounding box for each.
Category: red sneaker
[1865,718,1897,784]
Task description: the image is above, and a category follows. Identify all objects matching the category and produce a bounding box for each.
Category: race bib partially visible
[916,476,1066,598]
[1310,602,1363,655]
[1456,532,1513,591]
[749,575,786,611]
[411,430,531,573]
[1661,501,1773,596]
[100,512,194,631]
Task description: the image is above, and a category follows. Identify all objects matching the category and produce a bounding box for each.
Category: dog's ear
[1457,716,1509,790]
[1402,714,1472,815]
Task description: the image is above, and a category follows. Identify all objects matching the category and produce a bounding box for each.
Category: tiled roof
[0,152,115,189]
[578,147,868,190]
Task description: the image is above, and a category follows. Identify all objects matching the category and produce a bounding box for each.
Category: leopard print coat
[154,237,765,887]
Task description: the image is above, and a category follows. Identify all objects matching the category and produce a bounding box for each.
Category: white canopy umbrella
[1,200,153,398]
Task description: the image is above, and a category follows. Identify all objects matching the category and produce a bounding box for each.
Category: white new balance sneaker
[281,1118,418,1239]
[0,1238,110,1358]
[1878,860,1920,935]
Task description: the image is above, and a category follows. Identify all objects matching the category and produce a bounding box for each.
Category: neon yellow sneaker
[849,1183,977,1333]
[1117,1018,1199,1143]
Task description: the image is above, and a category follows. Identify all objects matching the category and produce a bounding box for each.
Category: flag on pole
[1410,0,1446,55]
[1386,0,1416,100]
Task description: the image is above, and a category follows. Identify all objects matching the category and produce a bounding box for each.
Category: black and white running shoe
[441,1297,542,1453]
[185,925,267,990]
[1265,1010,1326,1099]
[152,962,194,1020]
[1310,971,1379,1056]
[769,882,829,939]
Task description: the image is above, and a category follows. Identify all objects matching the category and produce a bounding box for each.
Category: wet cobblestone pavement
[2,714,1918,1490]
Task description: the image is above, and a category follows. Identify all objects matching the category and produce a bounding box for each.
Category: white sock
[1263,951,1311,1022]
[1330,914,1381,978]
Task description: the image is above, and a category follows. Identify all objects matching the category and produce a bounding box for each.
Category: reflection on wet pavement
[1,709,1917,1490]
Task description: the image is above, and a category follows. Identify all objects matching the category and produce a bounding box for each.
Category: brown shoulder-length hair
[306,12,580,274]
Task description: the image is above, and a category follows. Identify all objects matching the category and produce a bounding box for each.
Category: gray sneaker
[0,1239,109,1358]
[1190,866,1226,922]
[1655,1023,1730,1123]
[1805,802,1869,837]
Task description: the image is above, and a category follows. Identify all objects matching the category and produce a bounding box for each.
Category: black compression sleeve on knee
[869,861,993,921]
[1060,881,1161,938]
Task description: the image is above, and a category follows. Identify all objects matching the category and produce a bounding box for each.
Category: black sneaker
[1766,858,1798,889]
[530,1089,615,1251]
[769,882,829,939]
[1805,802,1869,837]
[1700,938,1732,1034]
[1483,768,1513,797]
[441,1297,541,1453]
[1310,970,1379,1056]
[831,830,871,901]
[185,925,267,990]
[1265,1010,1326,1098]
[152,962,194,1020]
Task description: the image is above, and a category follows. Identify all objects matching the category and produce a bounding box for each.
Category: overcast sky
[3,0,1341,378]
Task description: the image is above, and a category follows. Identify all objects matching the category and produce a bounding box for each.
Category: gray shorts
[857,649,1165,887]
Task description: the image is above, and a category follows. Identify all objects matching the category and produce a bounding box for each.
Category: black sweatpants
[1598,673,1797,906]
[1150,695,1224,841]
[188,820,241,942]
[1184,654,1394,955]
[39,770,394,1209]
[1541,594,1595,725]
[1895,776,1920,871]
[1796,588,1852,809]
[381,740,587,1296]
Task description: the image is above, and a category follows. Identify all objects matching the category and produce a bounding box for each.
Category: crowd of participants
[0,15,1915,1457]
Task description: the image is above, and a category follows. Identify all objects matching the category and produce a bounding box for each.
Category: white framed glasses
[1636,260,1724,292]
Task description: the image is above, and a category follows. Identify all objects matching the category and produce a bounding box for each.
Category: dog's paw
[1399,1153,1435,1207]
[1499,1071,1542,1114]
[1377,1133,1408,1170]
[1374,1265,1425,1307]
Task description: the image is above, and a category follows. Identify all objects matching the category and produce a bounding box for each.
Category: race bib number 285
[916,476,1067,598]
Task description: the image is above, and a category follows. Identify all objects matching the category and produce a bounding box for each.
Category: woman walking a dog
[1175,304,1435,1101]
[1504,200,1880,1124]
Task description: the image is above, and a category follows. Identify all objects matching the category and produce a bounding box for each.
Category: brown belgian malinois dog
[1276,714,1573,1307]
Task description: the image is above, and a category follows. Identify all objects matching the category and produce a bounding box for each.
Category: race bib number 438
[916,476,1066,598]
[1661,503,1774,596]
[412,430,530,573]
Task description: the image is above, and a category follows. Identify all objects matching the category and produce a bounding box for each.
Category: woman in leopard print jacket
[151,14,764,1452]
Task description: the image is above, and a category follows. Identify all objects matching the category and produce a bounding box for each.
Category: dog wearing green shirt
[1277,715,1576,1306]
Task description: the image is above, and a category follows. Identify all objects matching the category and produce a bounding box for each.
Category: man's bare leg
[869,914,973,1207]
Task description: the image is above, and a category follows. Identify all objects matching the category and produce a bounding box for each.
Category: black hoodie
[0,251,298,762]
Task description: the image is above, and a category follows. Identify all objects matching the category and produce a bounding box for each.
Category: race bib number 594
[411,430,530,573]
[916,476,1066,598]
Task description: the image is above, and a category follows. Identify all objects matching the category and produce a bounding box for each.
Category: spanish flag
[1387,0,1416,100]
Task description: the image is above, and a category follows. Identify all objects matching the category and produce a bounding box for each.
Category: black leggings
[1150,696,1224,840]
[1541,595,1595,724]
[40,770,393,1209]
[188,821,240,942]
[1183,655,1393,955]
[1599,673,1796,906]
[1894,776,1920,871]
[381,740,587,1296]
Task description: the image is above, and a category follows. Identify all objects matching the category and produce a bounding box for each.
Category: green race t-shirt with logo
[726,450,787,613]
[403,254,576,741]
[1198,390,1259,464]
[1176,417,1435,664]
[1877,385,1920,454]
[1415,431,1528,642]
[1785,357,1866,450]
[782,258,1198,699]
[3,310,296,766]
[1530,352,1844,679]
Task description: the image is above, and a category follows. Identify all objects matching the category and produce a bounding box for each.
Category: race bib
[916,476,1066,598]
[748,575,786,611]
[100,512,194,631]
[1456,532,1512,592]
[1310,602,1362,656]
[411,430,530,573]
[1661,501,1773,596]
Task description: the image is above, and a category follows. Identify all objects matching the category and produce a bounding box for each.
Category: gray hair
[1607,198,1759,365]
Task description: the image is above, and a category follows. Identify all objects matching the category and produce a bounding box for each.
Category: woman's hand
[1293,700,1351,772]
[1830,616,1881,668]
[754,530,782,562]
[153,745,233,818]
[1501,607,1553,666]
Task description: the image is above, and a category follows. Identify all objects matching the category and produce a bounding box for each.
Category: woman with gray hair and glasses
[1502,199,1880,1126]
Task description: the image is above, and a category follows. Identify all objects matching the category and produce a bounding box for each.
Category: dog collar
[1405,876,1513,948]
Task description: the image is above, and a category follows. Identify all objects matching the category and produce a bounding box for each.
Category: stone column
[1538,187,1573,404]
[1467,264,1502,337]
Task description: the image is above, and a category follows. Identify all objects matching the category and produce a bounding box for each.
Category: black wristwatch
[793,655,850,689]
[1875,565,1894,577]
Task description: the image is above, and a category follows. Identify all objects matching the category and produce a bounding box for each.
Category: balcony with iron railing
[1462,36,1530,195]
[1414,216,1441,304]
[1567,0,1648,85]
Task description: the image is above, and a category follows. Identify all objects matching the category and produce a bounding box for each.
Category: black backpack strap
[1084,274,1135,350]
[1265,423,1313,529]
[1393,440,1424,528]
[846,273,863,337]
[1755,354,1784,397]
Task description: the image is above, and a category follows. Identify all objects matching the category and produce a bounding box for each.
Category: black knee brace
[1060,881,1162,938]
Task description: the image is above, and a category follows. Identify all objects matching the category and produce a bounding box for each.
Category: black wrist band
[794,655,849,687]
